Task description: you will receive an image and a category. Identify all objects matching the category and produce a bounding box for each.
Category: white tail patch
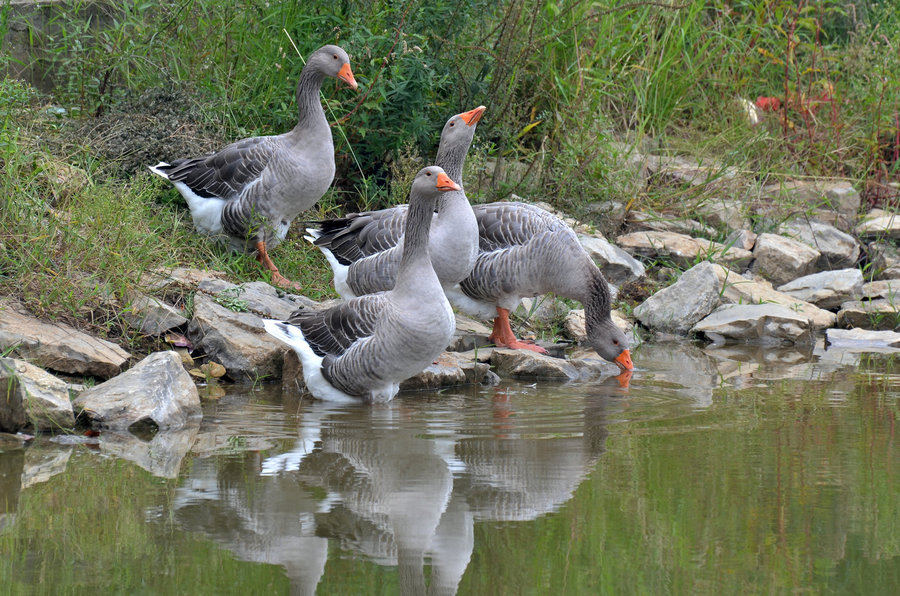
[262,319,357,403]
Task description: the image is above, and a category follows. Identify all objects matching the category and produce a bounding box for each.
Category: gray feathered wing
[158,136,276,200]
[283,293,388,358]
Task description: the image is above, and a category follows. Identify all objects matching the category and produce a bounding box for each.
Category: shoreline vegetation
[2,0,899,365]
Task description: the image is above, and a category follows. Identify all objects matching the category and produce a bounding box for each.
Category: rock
[518,296,571,327]
[281,350,307,395]
[0,358,75,431]
[400,352,494,390]
[826,328,900,349]
[143,267,225,291]
[187,293,286,382]
[710,264,836,328]
[197,280,317,319]
[490,349,578,380]
[865,240,900,279]
[564,309,633,344]
[724,229,757,251]
[751,233,820,286]
[647,155,742,191]
[633,261,721,334]
[616,230,753,269]
[447,314,493,352]
[777,219,860,270]
[856,209,900,240]
[691,304,814,345]
[862,279,900,301]
[824,181,861,214]
[776,269,864,310]
[122,292,189,335]
[73,351,201,431]
[836,299,900,331]
[577,234,645,284]
[0,359,27,432]
[625,211,717,238]
[696,198,749,231]
[0,298,130,379]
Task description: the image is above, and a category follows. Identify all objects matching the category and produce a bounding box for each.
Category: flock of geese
[150,44,633,403]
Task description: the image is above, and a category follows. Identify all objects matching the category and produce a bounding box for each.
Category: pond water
[1,341,898,594]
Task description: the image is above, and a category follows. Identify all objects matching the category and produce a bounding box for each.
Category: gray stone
[647,155,742,190]
[724,229,757,251]
[447,314,493,353]
[0,299,129,379]
[616,230,753,269]
[625,211,717,238]
[692,304,814,345]
[751,233,820,286]
[187,293,287,382]
[578,234,645,284]
[74,351,201,431]
[856,209,900,240]
[776,269,863,310]
[634,261,721,334]
[862,279,900,302]
[836,299,900,331]
[824,182,861,214]
[400,351,494,391]
[0,359,27,432]
[826,328,900,349]
[697,198,749,231]
[564,309,633,344]
[197,280,317,320]
[777,219,860,270]
[711,264,836,328]
[490,349,579,380]
[0,358,75,431]
[122,292,189,335]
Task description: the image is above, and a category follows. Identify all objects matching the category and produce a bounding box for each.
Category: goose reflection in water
[169,387,616,595]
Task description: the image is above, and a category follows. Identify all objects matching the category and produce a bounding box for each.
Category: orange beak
[337,63,358,90]
[460,105,486,126]
[436,172,461,191]
[614,349,633,371]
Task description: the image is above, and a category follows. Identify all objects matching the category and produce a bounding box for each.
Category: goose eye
[613,340,619,346]
[449,122,455,127]
[333,54,339,60]
[425,171,432,176]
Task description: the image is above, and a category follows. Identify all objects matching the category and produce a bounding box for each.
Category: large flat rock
[710,264,836,329]
[74,351,200,431]
[692,304,814,345]
[0,299,129,379]
[616,230,752,269]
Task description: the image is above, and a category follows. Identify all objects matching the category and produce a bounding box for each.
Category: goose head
[309,45,358,90]
[413,166,461,199]
[585,315,634,372]
[436,106,486,182]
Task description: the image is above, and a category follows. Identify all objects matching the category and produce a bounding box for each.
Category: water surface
[1,341,898,594]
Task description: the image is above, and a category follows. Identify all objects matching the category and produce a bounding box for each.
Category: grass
[1,0,900,353]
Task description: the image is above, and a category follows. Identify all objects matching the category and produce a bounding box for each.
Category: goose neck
[435,144,466,185]
[293,67,327,129]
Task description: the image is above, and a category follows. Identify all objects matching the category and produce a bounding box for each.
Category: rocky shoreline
[4,156,900,435]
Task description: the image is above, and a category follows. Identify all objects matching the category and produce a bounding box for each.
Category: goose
[149,44,358,290]
[263,166,460,403]
[447,201,633,371]
[306,106,485,296]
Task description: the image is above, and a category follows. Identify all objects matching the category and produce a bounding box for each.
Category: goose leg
[488,307,548,354]
[255,241,303,291]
